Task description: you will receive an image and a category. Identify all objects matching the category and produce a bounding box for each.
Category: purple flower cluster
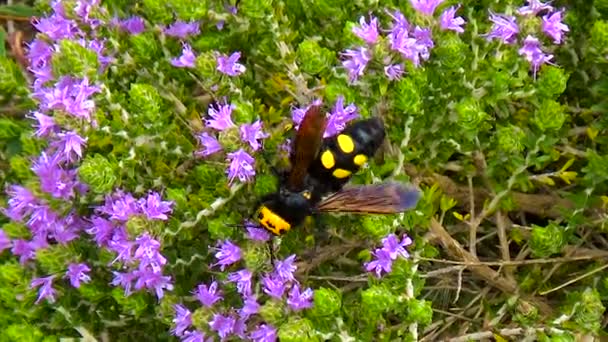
[365,234,413,277]
[194,99,269,185]
[170,250,313,341]
[162,18,245,75]
[343,2,466,82]
[483,0,569,77]
[86,190,174,299]
[291,97,359,138]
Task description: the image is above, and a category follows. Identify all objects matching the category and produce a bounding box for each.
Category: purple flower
[226,149,256,184]
[12,239,36,264]
[26,38,53,67]
[3,185,37,221]
[484,12,519,44]
[439,5,466,33]
[28,111,56,137]
[97,191,140,221]
[32,14,79,41]
[384,63,405,81]
[381,234,413,260]
[542,10,569,44]
[108,237,134,265]
[78,38,114,71]
[325,96,359,137]
[139,192,173,220]
[250,324,277,342]
[239,120,269,151]
[352,15,379,44]
[206,100,236,131]
[209,313,236,339]
[193,281,223,307]
[214,240,242,270]
[216,52,246,76]
[164,20,201,38]
[341,47,372,82]
[518,35,554,77]
[518,0,553,16]
[274,254,297,282]
[27,204,58,236]
[171,43,196,68]
[227,269,253,296]
[51,131,87,163]
[195,132,222,157]
[364,248,393,277]
[30,275,57,304]
[133,269,174,300]
[116,16,146,34]
[110,271,136,296]
[239,295,260,319]
[0,229,11,252]
[30,63,54,90]
[262,274,286,299]
[86,216,115,247]
[287,284,314,311]
[172,304,193,337]
[33,76,100,121]
[291,99,324,130]
[31,152,82,200]
[182,330,209,342]
[245,224,271,242]
[133,233,167,270]
[65,263,91,288]
[410,0,444,16]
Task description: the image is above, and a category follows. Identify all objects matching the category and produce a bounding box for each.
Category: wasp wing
[315,182,421,214]
[287,104,327,191]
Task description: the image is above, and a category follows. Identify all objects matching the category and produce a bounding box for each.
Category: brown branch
[404,164,575,219]
[427,218,554,316]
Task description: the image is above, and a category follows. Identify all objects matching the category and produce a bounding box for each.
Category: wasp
[254,104,421,236]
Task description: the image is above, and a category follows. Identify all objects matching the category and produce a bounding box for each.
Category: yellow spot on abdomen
[337,134,355,153]
[332,168,352,179]
[321,150,335,169]
[257,206,291,235]
[353,154,368,166]
[302,191,311,199]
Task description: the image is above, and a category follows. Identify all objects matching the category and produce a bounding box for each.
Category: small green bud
[52,39,100,79]
[309,287,341,317]
[456,98,488,132]
[529,222,565,257]
[571,288,605,333]
[296,39,334,75]
[239,0,274,19]
[242,243,270,271]
[78,154,117,194]
[195,51,220,80]
[361,215,393,240]
[589,20,608,54]
[126,215,153,237]
[232,100,255,124]
[259,299,286,324]
[111,288,148,318]
[217,127,242,152]
[537,66,569,99]
[533,99,566,131]
[36,245,74,274]
[394,78,422,115]
[129,83,164,125]
[9,155,34,181]
[277,317,319,342]
[191,306,214,331]
[129,33,162,63]
[495,125,525,153]
[361,285,396,315]
[0,57,28,96]
[407,298,433,325]
[2,221,29,239]
[435,34,467,69]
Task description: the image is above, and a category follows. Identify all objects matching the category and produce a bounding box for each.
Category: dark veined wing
[315,182,421,214]
[287,104,327,191]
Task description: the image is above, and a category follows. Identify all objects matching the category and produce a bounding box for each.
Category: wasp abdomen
[308,118,386,195]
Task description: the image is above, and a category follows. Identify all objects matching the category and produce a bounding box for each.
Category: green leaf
[0,4,40,18]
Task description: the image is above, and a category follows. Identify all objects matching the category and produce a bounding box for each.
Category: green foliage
[78,154,118,194]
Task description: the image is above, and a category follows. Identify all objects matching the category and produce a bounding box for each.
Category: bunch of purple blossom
[365,233,413,277]
[342,1,466,82]
[170,241,313,341]
[483,0,569,77]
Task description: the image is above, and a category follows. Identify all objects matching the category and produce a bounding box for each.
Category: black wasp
[254,103,421,236]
